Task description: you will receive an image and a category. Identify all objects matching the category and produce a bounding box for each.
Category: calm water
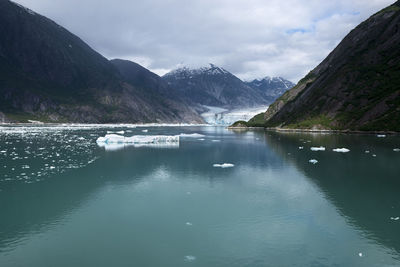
[0,125,399,266]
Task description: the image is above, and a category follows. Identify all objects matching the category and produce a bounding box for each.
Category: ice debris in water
[142,129,148,133]
[298,146,304,150]
[96,134,179,144]
[179,133,205,138]
[310,146,325,151]
[359,252,363,257]
[390,217,400,221]
[211,139,221,142]
[184,256,196,262]
[213,163,234,168]
[365,150,370,153]
[394,148,400,152]
[107,130,125,134]
[377,134,386,138]
[372,154,377,157]
[332,148,350,153]
[186,222,193,226]
[309,159,318,164]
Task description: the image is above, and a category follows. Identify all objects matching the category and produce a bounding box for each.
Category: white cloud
[14,0,395,82]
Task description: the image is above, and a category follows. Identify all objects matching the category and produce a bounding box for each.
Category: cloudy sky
[14,0,394,82]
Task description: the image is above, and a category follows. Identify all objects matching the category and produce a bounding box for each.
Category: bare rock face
[251,1,400,131]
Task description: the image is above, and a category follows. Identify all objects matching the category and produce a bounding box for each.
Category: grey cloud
[14,0,395,82]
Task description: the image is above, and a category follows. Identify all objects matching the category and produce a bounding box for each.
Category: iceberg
[142,129,148,133]
[394,148,400,152]
[298,146,304,150]
[377,134,386,138]
[213,163,234,168]
[310,146,325,151]
[390,217,399,221]
[332,148,350,153]
[96,134,180,145]
[309,159,318,164]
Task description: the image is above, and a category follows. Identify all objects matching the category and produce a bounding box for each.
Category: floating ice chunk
[198,138,205,141]
[365,150,370,153]
[372,154,377,157]
[211,140,220,142]
[298,146,304,150]
[359,252,363,257]
[390,217,400,221]
[309,159,318,164]
[186,222,193,226]
[213,163,234,168]
[377,134,386,138]
[179,133,205,138]
[332,148,350,153]
[96,134,179,144]
[107,130,125,134]
[184,256,196,262]
[142,129,148,133]
[394,148,400,152]
[310,146,325,151]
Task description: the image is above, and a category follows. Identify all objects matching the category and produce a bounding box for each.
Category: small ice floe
[394,148,400,152]
[107,130,125,134]
[372,154,377,157]
[310,146,325,151]
[198,138,205,141]
[186,222,193,226]
[211,140,220,142]
[359,252,363,257]
[390,217,400,221]
[179,133,205,138]
[298,146,304,150]
[309,159,318,164]
[142,129,148,133]
[332,148,350,153]
[365,150,370,153]
[213,163,234,168]
[184,256,196,262]
[377,134,386,138]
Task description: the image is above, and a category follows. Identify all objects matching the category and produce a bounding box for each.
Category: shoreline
[227,126,400,135]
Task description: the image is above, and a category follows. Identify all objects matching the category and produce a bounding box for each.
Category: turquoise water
[0,125,399,266]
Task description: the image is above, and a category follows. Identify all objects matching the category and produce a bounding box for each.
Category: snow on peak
[164,64,230,78]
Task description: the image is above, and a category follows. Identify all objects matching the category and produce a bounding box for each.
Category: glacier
[200,106,268,126]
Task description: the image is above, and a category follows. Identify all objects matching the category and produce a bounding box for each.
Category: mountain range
[238,1,400,132]
[0,0,293,123]
[162,65,293,111]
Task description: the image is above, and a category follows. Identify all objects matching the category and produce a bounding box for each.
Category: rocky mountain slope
[245,77,294,103]
[162,64,272,110]
[0,0,202,123]
[240,1,400,131]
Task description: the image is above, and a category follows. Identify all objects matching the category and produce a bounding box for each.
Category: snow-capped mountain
[245,77,295,103]
[163,64,271,110]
